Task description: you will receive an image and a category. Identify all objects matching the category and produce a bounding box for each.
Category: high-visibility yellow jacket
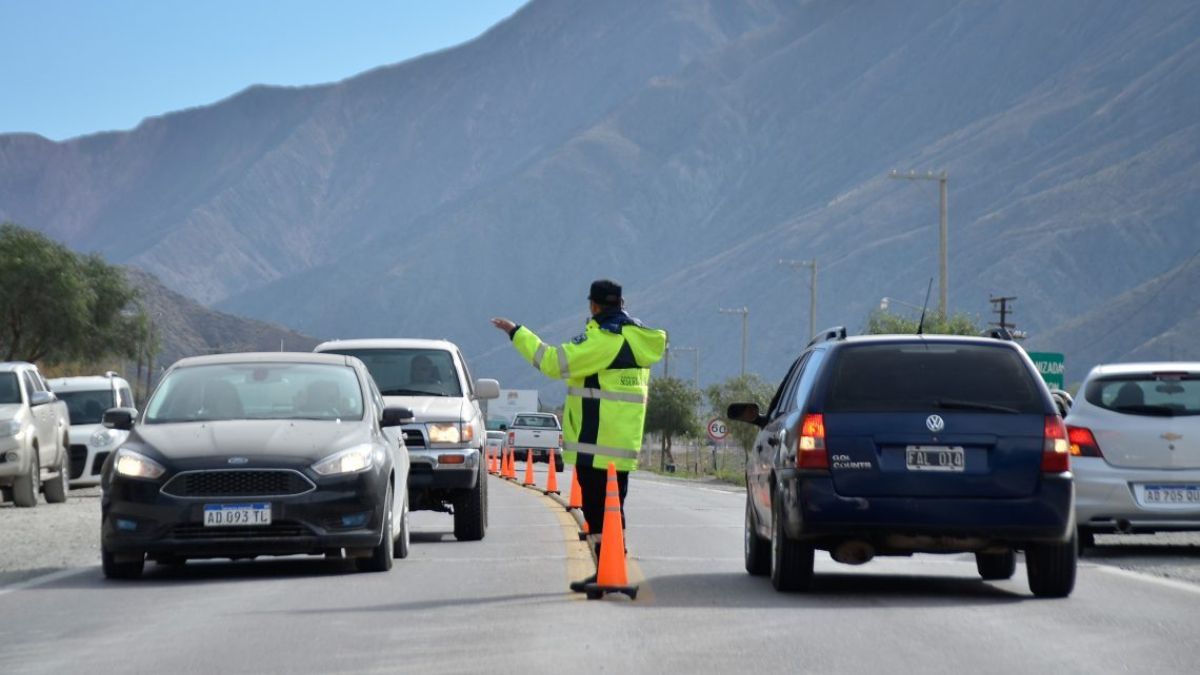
[510,312,666,472]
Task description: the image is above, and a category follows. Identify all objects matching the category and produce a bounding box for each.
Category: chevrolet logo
[1161,433,1183,442]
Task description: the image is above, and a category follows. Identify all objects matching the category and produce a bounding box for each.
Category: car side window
[767,355,808,420]
[118,386,135,408]
[457,350,475,397]
[786,348,827,413]
[21,371,39,399]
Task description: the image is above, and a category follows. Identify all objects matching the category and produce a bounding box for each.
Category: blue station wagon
[729,329,1076,597]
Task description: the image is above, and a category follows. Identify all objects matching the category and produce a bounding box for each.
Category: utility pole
[989,295,1017,332]
[779,258,818,340]
[889,169,949,316]
[718,307,749,377]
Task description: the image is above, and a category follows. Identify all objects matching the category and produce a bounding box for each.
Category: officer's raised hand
[490,317,517,337]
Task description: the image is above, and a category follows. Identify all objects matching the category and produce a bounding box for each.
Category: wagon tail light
[796,413,829,470]
[1042,416,1070,473]
[1066,425,1104,458]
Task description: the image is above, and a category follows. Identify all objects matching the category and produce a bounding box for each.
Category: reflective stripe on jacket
[511,319,666,471]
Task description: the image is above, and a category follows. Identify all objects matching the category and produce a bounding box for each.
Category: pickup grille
[401,429,426,448]
[161,470,315,498]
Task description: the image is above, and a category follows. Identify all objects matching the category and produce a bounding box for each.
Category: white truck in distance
[507,412,563,470]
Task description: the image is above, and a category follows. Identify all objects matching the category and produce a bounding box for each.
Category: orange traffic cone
[584,462,637,600]
[522,449,536,487]
[488,448,497,475]
[544,451,560,495]
[504,448,514,480]
[567,467,582,510]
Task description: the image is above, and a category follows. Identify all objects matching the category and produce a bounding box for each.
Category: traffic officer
[491,279,666,591]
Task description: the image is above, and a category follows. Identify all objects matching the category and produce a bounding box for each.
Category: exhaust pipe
[831,540,875,565]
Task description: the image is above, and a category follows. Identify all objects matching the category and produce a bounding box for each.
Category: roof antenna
[916,277,934,335]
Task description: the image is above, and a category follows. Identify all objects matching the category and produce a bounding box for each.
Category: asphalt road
[2,464,1199,674]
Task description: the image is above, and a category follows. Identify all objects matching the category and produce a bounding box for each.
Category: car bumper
[101,470,388,559]
[1074,456,1200,532]
[406,448,480,490]
[778,469,1074,545]
[67,443,114,488]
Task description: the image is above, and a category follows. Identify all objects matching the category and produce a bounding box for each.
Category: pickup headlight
[114,449,166,480]
[89,428,124,449]
[426,422,475,446]
[0,419,21,438]
[312,445,375,476]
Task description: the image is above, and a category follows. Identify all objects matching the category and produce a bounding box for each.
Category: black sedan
[99,352,412,579]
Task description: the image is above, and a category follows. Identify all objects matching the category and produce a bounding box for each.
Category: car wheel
[102,546,144,580]
[1025,532,1077,598]
[12,447,40,508]
[43,452,69,504]
[744,495,770,576]
[770,497,813,592]
[394,493,410,560]
[357,488,394,573]
[975,550,1016,580]
[453,467,487,541]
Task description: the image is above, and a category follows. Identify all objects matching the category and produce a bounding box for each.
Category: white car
[48,373,136,487]
[1066,362,1200,549]
[314,339,499,541]
[485,430,506,465]
[0,362,71,507]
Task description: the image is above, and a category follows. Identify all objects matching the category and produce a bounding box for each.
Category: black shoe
[569,574,597,593]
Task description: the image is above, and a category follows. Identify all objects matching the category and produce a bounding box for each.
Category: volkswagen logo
[227,457,250,465]
[926,415,945,433]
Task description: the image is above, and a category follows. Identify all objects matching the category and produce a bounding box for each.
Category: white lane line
[1092,564,1200,596]
[630,478,743,495]
[0,566,94,598]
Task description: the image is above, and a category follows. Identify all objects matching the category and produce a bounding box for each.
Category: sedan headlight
[0,419,21,438]
[114,449,166,480]
[89,428,124,448]
[312,445,375,476]
[426,422,474,446]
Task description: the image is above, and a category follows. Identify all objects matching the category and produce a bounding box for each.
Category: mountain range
[2,0,1198,396]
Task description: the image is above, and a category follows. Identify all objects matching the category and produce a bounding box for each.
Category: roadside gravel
[0,487,102,586]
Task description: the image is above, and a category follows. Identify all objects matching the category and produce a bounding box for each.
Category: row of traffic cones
[486,447,635,599]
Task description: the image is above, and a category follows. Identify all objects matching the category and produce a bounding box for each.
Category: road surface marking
[1092,564,1200,596]
[0,566,93,598]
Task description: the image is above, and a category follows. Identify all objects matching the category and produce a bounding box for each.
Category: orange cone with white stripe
[583,462,637,600]
[488,448,498,475]
[522,449,536,487]
[505,448,516,480]
[544,451,560,495]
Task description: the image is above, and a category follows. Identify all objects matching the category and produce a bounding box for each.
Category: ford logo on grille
[227,457,250,465]
[926,415,945,433]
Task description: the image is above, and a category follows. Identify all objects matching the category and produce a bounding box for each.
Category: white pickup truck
[506,412,563,470]
[0,362,71,507]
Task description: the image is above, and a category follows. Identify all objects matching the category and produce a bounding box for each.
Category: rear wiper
[932,399,1020,414]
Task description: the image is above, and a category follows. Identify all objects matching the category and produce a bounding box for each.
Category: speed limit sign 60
[707,418,729,441]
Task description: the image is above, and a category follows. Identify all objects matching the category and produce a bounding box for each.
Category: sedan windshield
[145,363,365,423]
[0,373,20,404]
[58,389,115,425]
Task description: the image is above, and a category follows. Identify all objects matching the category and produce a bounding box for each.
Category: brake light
[1042,416,1070,473]
[1067,425,1103,458]
[507,431,515,447]
[558,433,563,448]
[796,414,829,470]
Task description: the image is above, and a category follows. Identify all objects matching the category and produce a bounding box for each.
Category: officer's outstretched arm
[512,326,612,381]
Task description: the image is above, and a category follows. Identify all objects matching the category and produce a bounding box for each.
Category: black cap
[588,279,622,306]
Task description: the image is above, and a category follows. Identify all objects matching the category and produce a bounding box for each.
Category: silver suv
[314,339,499,540]
[0,362,71,507]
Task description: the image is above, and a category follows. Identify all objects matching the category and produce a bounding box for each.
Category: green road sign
[1028,352,1065,389]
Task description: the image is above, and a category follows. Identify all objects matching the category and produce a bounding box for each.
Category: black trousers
[575,454,628,536]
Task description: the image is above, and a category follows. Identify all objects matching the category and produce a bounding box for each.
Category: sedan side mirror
[30,390,58,407]
[727,402,766,428]
[474,378,500,400]
[103,407,138,431]
[381,406,414,428]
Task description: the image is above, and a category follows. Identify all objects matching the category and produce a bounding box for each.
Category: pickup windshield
[513,414,559,429]
[0,373,20,404]
[324,348,463,398]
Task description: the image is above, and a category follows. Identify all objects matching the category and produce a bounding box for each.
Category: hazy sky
[0,0,527,140]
